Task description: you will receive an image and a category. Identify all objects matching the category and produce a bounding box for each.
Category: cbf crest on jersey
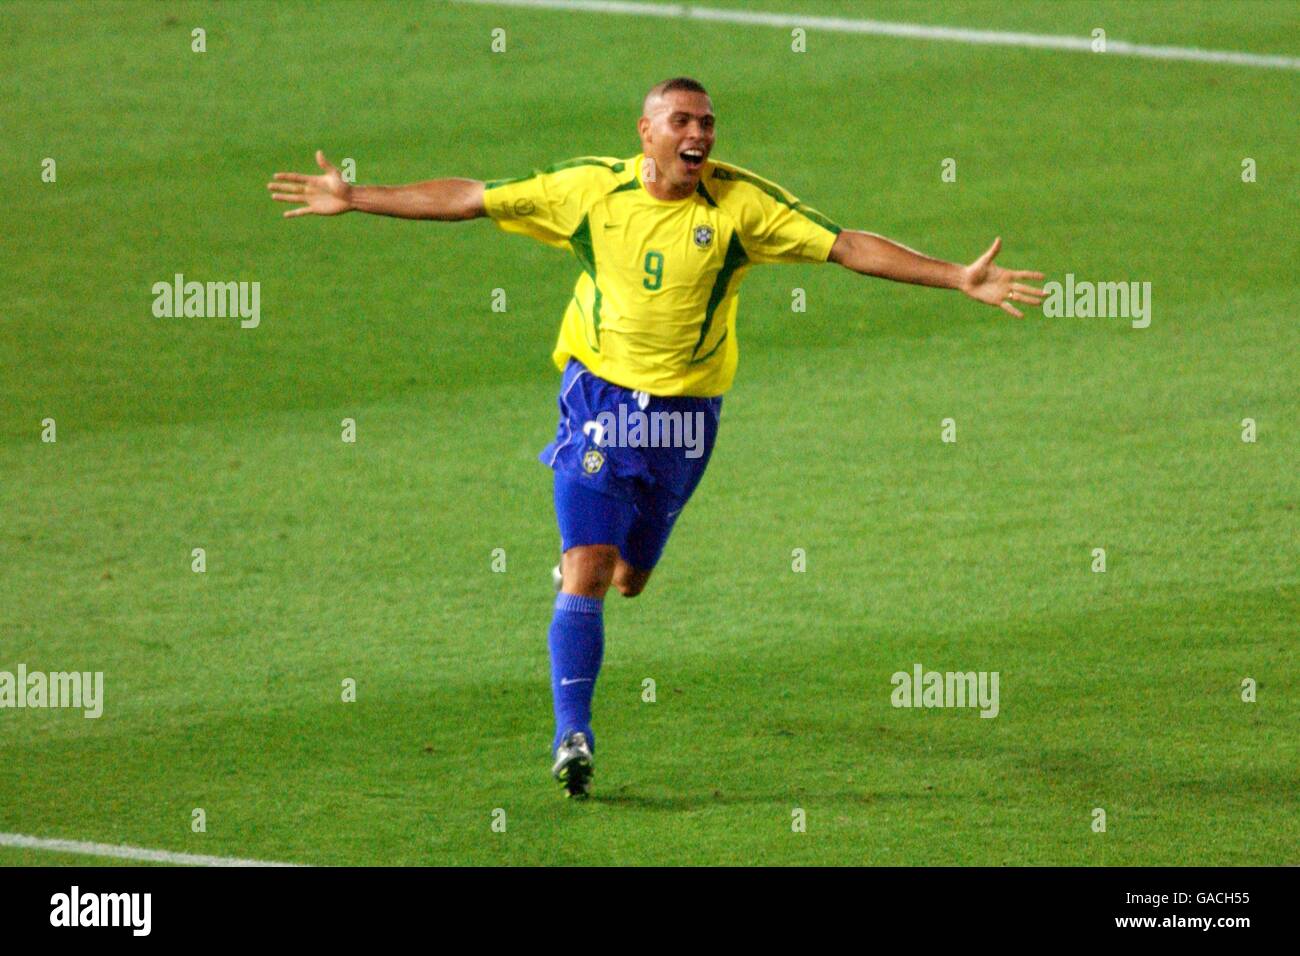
[692,224,714,249]
[582,449,605,474]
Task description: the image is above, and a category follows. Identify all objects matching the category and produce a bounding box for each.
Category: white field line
[451,0,1300,71]
[0,832,306,867]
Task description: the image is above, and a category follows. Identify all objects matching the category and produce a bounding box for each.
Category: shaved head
[642,76,709,118]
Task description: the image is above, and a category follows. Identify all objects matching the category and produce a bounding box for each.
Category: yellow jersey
[483,154,840,396]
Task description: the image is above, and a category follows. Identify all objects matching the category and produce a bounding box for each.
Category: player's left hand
[959,237,1045,318]
[266,150,353,218]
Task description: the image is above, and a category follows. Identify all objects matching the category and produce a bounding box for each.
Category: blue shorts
[541,359,722,570]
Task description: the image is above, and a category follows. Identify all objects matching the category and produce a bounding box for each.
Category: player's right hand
[267,150,352,218]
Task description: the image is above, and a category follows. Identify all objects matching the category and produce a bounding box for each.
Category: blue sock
[548,592,604,753]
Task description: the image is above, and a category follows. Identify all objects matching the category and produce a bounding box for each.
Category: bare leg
[613,558,652,597]
[560,544,620,598]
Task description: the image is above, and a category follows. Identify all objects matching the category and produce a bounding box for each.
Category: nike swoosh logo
[603,223,620,229]
[560,677,593,686]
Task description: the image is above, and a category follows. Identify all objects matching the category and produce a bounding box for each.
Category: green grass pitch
[0,0,1295,866]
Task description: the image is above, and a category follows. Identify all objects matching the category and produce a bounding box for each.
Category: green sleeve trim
[484,172,534,191]
[485,157,626,192]
[606,177,641,195]
[545,157,626,175]
[795,203,842,235]
[711,166,841,234]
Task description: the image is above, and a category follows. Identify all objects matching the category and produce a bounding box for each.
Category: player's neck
[637,152,694,201]
[643,177,696,202]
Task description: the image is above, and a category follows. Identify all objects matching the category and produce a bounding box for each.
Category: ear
[637,115,650,141]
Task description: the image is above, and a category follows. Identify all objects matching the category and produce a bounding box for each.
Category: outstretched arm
[267,150,486,221]
[828,231,1044,318]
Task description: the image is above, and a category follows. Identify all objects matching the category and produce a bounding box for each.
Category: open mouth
[679,147,706,171]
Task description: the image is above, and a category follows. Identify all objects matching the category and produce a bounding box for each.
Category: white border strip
[451,0,1300,71]
[0,832,305,867]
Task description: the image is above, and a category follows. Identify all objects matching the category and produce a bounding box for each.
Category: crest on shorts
[582,449,605,474]
[692,224,714,249]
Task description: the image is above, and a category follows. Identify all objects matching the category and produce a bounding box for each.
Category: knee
[561,546,619,598]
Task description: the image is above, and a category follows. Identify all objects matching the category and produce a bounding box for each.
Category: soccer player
[268,77,1045,797]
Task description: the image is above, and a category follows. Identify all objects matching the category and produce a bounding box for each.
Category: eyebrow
[670,110,715,121]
